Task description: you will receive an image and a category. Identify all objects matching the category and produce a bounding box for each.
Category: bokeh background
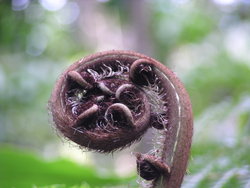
[1,0,250,187]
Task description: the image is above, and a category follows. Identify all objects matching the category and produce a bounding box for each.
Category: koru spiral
[49,50,193,188]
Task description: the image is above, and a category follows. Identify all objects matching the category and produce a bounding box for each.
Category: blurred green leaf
[183,96,250,188]
[185,56,250,116]
[178,11,214,44]
[0,146,135,188]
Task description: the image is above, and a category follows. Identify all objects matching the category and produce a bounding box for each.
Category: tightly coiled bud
[49,50,193,188]
[49,50,171,152]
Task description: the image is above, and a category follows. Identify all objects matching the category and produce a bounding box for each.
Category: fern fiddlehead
[49,50,193,188]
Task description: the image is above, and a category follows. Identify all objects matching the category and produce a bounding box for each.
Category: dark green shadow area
[0,146,136,188]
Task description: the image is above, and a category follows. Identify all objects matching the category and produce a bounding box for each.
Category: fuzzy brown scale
[49,50,193,188]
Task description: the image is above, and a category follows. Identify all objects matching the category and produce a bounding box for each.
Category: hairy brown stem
[149,63,193,188]
[49,50,193,188]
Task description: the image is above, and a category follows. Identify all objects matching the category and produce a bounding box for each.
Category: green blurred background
[0,0,250,187]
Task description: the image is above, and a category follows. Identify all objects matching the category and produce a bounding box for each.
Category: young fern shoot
[49,50,193,188]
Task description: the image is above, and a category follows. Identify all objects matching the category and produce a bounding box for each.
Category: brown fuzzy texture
[48,50,193,187]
